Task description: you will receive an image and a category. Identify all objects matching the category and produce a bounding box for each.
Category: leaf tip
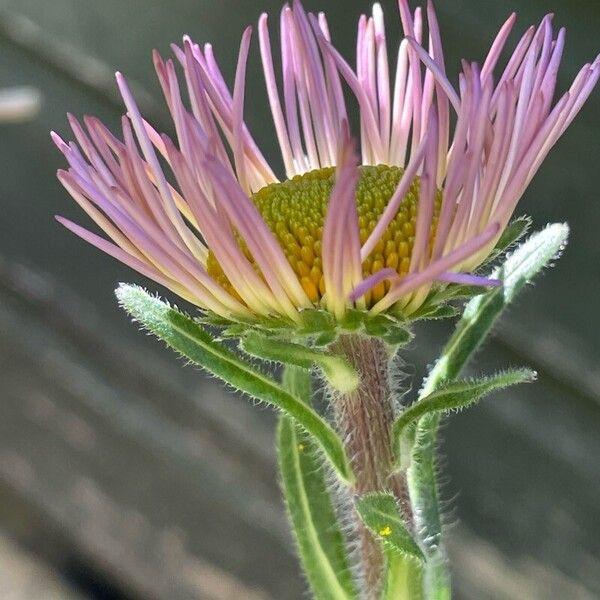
[115,282,142,305]
[323,358,360,394]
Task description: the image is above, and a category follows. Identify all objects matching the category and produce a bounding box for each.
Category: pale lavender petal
[284,7,320,170]
[182,42,277,189]
[397,0,424,156]
[232,26,253,193]
[491,24,536,107]
[280,7,309,173]
[373,3,391,152]
[116,73,208,263]
[313,12,348,134]
[390,40,411,166]
[292,0,339,166]
[406,37,460,112]
[319,35,385,162]
[409,110,438,274]
[258,13,295,176]
[56,216,249,317]
[372,223,501,313]
[437,272,501,286]
[361,132,429,261]
[322,132,361,318]
[481,13,517,83]
[426,0,450,184]
[163,138,283,316]
[203,156,311,315]
[349,268,396,302]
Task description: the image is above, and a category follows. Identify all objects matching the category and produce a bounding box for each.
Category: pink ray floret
[54,0,599,322]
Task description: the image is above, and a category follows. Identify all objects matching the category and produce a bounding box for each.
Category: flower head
[54,0,599,325]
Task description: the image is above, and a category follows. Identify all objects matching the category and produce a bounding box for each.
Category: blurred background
[0,0,598,598]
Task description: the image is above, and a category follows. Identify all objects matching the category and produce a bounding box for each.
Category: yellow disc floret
[207,165,440,308]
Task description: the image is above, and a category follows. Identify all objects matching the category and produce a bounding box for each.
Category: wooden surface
[0,259,296,600]
[0,528,84,600]
[0,0,599,598]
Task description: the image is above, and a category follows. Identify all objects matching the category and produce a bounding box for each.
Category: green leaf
[407,224,569,596]
[355,493,424,561]
[116,284,353,483]
[278,367,357,600]
[407,418,452,600]
[241,332,359,393]
[484,215,532,266]
[425,283,488,307]
[282,362,312,405]
[393,369,536,442]
[314,329,338,347]
[382,553,424,600]
[409,303,459,321]
[423,223,568,393]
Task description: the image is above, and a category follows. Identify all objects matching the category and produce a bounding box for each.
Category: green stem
[328,335,410,599]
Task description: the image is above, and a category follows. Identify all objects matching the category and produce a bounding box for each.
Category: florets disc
[207,165,440,307]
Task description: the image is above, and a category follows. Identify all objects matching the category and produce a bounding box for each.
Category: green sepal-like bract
[203,305,412,347]
[241,332,359,393]
[278,367,357,600]
[116,284,354,484]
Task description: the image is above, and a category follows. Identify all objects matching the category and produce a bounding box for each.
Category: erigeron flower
[53,0,599,325]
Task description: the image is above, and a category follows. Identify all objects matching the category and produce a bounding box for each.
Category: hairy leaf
[241,332,359,393]
[116,284,353,483]
[423,223,569,392]
[278,367,357,600]
[355,493,423,561]
[393,369,536,443]
[408,224,568,597]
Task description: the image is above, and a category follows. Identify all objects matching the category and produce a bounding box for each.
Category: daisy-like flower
[53,0,599,325]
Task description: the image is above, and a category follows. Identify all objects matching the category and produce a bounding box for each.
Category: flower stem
[328,334,410,597]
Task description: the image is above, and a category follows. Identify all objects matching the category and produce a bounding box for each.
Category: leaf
[382,553,424,600]
[314,329,338,347]
[355,493,424,561]
[424,283,488,307]
[116,284,353,483]
[484,215,532,266]
[423,223,569,393]
[241,332,359,393]
[393,369,536,442]
[409,303,459,321]
[406,224,569,591]
[278,367,357,600]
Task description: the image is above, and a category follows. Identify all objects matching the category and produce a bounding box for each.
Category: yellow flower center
[207,165,440,307]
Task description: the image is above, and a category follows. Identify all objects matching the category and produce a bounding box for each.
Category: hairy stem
[328,334,410,598]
